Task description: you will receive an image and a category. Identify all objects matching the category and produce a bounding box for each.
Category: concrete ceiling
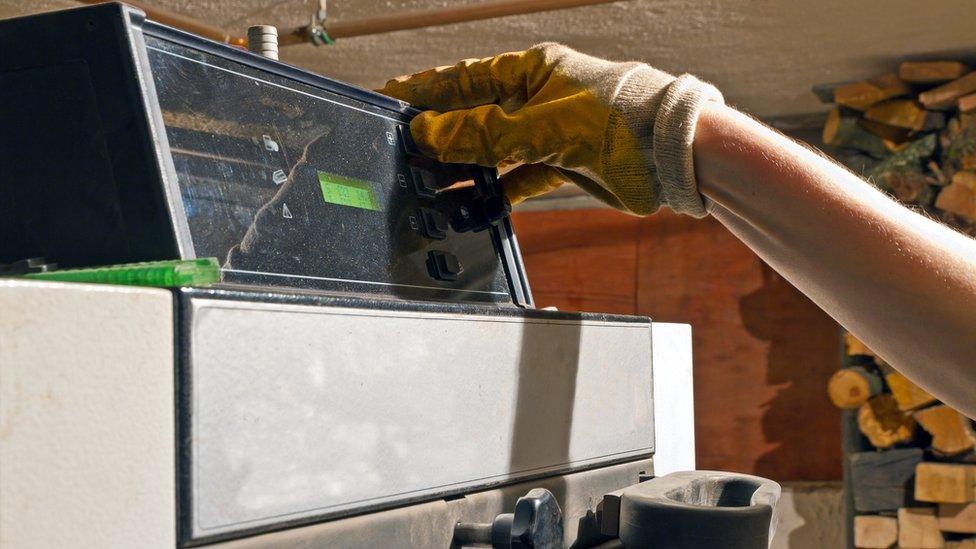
[3,1,975,119]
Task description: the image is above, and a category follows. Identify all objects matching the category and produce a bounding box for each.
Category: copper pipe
[76,0,247,46]
[280,0,624,46]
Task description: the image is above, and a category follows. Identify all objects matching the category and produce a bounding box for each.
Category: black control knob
[454,488,563,549]
[411,167,440,198]
[418,207,448,240]
[451,194,512,233]
[398,124,421,156]
[426,250,462,281]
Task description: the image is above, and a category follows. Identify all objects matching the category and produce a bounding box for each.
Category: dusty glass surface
[146,36,509,302]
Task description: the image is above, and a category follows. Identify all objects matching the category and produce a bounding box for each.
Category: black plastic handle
[601,471,781,549]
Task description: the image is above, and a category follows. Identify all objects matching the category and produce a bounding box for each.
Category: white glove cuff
[653,74,724,218]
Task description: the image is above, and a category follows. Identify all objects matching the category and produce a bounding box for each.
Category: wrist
[652,75,724,218]
[692,102,730,204]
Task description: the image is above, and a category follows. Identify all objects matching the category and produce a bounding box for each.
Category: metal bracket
[307,0,334,46]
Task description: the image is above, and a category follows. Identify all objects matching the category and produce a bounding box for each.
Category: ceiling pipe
[280,0,624,47]
[76,0,247,46]
[76,0,624,49]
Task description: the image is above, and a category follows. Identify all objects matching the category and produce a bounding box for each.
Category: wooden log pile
[817,60,976,238]
[835,333,976,549]
[819,62,976,547]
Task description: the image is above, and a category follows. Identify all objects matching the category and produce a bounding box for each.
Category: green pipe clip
[23,258,220,288]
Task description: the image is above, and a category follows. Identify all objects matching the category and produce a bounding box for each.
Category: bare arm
[378,45,975,415]
[694,103,976,417]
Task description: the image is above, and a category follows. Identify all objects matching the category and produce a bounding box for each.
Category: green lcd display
[317,171,381,211]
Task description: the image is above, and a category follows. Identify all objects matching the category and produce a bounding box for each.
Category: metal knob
[450,194,512,233]
[454,488,563,548]
[247,25,279,60]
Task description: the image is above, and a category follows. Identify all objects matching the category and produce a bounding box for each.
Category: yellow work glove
[380,43,723,217]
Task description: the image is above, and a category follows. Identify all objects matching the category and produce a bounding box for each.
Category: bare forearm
[693,103,976,417]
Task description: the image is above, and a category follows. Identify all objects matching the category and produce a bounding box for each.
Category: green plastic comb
[23,258,220,288]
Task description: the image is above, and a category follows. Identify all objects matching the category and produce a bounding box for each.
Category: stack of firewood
[819,62,975,548]
[828,332,975,549]
[816,60,976,237]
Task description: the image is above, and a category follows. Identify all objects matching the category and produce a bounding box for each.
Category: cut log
[914,405,976,456]
[869,134,937,182]
[920,72,976,110]
[823,107,889,157]
[859,394,916,448]
[915,462,976,504]
[876,170,937,203]
[963,112,976,130]
[846,353,880,368]
[845,332,876,356]
[925,111,948,131]
[887,372,938,411]
[812,81,852,104]
[942,124,976,172]
[829,366,884,409]
[899,61,969,84]
[863,132,938,203]
[836,73,911,111]
[835,150,883,175]
[875,360,897,377]
[900,61,969,85]
[940,503,976,534]
[859,118,914,143]
[942,117,962,155]
[935,171,976,221]
[874,132,937,169]
[884,139,910,154]
[850,448,924,512]
[929,161,949,186]
[898,507,946,548]
[961,94,976,113]
[956,171,976,187]
[855,515,899,548]
[865,99,929,131]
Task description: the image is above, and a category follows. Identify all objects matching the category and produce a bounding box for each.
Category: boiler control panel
[0,3,531,306]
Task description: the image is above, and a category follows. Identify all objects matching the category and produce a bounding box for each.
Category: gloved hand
[380,43,723,217]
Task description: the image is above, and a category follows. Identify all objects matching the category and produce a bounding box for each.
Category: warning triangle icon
[282,203,293,219]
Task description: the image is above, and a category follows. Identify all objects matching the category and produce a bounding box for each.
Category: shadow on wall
[513,208,843,482]
[739,263,841,480]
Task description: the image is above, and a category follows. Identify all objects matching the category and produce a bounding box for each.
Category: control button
[427,250,462,281]
[411,167,439,198]
[397,125,421,156]
[418,207,448,240]
[450,194,512,233]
